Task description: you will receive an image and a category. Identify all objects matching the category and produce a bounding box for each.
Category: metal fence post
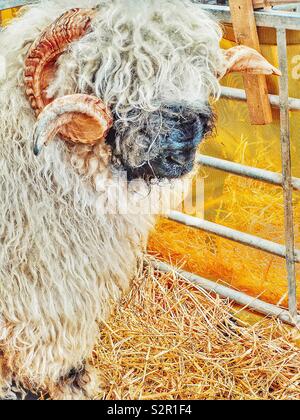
[277,27,298,323]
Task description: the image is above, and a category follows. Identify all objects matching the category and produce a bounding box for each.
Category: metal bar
[200,4,300,30]
[220,86,300,111]
[167,210,300,263]
[198,154,300,191]
[273,2,300,10]
[253,0,300,9]
[0,1,32,10]
[277,28,298,322]
[154,260,300,326]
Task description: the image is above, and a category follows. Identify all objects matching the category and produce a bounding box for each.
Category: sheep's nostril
[166,154,191,166]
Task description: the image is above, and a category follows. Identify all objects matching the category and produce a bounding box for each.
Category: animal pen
[1,0,300,402]
[1,1,300,327]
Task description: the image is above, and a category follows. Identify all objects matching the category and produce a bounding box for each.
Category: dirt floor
[93,261,300,400]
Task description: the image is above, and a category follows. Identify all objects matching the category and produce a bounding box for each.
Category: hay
[93,262,300,400]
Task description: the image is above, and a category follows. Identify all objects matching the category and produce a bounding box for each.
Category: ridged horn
[222,45,281,77]
[24,8,97,115]
[24,8,113,152]
[33,94,113,156]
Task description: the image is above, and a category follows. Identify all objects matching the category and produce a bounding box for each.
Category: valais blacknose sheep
[0,0,279,400]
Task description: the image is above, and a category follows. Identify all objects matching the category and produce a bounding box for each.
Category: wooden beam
[229,0,273,125]
[253,0,300,9]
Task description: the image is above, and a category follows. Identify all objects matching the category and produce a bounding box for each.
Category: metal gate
[163,3,300,327]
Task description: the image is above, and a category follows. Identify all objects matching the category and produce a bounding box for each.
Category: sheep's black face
[106,105,214,181]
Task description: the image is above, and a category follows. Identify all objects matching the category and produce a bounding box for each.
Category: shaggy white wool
[0,0,223,399]
[50,0,223,114]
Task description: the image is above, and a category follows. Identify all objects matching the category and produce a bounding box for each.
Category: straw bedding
[92,262,300,400]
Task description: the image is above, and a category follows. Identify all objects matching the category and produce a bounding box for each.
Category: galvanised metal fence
[1,1,300,326]
[164,3,300,326]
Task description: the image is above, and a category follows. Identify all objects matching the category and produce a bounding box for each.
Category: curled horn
[221,45,281,78]
[33,94,112,156]
[24,8,112,153]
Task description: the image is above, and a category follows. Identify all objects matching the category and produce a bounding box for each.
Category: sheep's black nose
[148,116,208,179]
[110,104,213,181]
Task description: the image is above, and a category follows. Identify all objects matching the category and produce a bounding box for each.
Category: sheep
[0,0,279,400]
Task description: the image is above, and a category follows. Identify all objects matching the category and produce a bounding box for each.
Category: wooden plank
[253,0,300,9]
[229,0,273,125]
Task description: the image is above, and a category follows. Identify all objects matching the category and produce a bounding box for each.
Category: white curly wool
[0,55,6,81]
[0,0,223,399]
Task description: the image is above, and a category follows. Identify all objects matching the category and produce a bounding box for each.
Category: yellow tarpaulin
[0,7,20,26]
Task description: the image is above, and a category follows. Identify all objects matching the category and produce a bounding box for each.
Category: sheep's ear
[221,45,281,77]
